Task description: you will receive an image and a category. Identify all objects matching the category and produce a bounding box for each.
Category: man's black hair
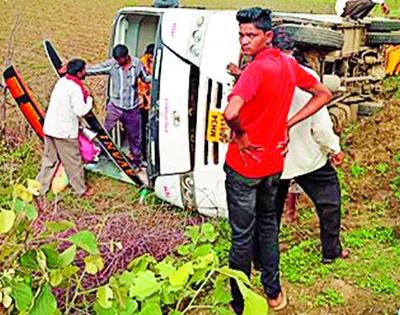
[67,59,86,76]
[272,26,295,52]
[236,7,272,32]
[145,43,155,55]
[112,44,129,59]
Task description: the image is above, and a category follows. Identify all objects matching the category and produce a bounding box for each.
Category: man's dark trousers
[276,161,343,260]
[224,164,281,314]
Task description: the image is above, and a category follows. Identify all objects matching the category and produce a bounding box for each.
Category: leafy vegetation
[0,182,268,314]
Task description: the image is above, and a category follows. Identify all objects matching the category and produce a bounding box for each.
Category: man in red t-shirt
[223,8,332,313]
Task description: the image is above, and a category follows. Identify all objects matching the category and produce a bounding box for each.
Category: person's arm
[287,82,332,129]
[86,59,114,76]
[138,62,152,83]
[71,86,93,117]
[311,108,340,154]
[226,62,243,77]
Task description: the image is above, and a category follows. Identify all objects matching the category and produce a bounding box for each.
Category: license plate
[206,110,230,143]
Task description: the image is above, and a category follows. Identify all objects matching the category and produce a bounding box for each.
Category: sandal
[268,289,288,311]
[321,249,350,264]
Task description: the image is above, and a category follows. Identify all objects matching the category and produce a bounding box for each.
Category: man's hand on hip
[233,132,264,166]
[330,151,345,166]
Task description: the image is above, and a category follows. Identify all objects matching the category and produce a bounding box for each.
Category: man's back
[44,77,91,139]
[226,48,317,178]
[282,67,339,179]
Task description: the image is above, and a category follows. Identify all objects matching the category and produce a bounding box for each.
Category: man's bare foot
[81,187,94,198]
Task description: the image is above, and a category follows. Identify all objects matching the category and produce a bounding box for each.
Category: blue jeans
[224,164,281,314]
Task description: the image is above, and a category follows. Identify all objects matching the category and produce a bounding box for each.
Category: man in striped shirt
[87,44,151,168]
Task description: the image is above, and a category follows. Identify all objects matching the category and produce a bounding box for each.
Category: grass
[315,289,345,308]
[279,225,400,296]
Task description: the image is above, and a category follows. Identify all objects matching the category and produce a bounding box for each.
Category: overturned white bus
[89,6,400,217]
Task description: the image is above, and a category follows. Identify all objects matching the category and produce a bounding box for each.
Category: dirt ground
[0,1,399,314]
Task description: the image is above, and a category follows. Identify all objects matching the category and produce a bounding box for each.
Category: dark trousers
[276,162,343,259]
[341,0,376,19]
[224,164,281,314]
[104,102,142,167]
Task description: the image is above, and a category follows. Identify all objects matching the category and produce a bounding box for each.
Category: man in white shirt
[36,59,93,198]
[270,30,349,263]
[335,0,390,19]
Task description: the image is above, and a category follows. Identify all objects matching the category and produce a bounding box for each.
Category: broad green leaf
[14,184,32,203]
[195,253,215,269]
[139,302,162,315]
[96,285,114,309]
[217,267,250,286]
[161,283,178,305]
[59,245,76,267]
[119,271,135,287]
[185,225,200,242]
[211,306,236,315]
[45,221,75,233]
[192,244,212,259]
[68,230,99,255]
[27,179,41,196]
[0,210,16,234]
[145,293,162,305]
[177,244,192,256]
[212,277,232,305]
[237,281,268,315]
[40,246,62,269]
[2,290,12,308]
[129,270,161,301]
[11,282,33,311]
[30,284,57,315]
[169,311,184,315]
[20,250,39,270]
[155,259,175,279]
[14,198,37,220]
[169,262,194,288]
[119,298,138,315]
[24,204,38,220]
[37,249,47,271]
[24,275,32,286]
[127,254,156,273]
[200,223,218,242]
[190,267,209,285]
[84,255,104,275]
[93,302,117,315]
[14,199,25,214]
[62,265,80,279]
[50,269,63,287]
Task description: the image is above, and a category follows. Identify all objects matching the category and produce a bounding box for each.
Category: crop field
[0,0,399,314]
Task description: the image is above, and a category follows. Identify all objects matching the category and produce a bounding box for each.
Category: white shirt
[335,0,384,16]
[43,77,92,139]
[281,68,341,179]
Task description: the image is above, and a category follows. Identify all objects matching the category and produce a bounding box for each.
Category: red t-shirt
[225,48,318,178]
